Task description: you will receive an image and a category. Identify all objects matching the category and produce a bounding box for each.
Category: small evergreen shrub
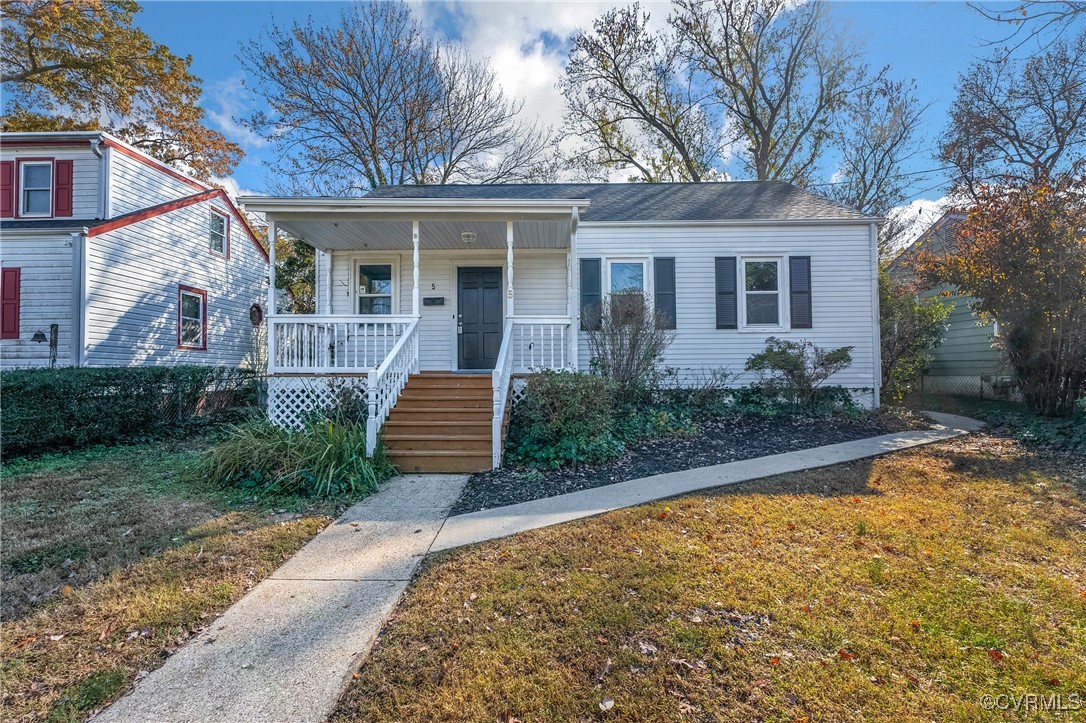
[504,370,624,468]
[745,337,855,411]
[0,366,259,457]
[196,417,397,498]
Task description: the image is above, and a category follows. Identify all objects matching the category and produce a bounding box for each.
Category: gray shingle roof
[364,181,873,223]
[0,219,99,231]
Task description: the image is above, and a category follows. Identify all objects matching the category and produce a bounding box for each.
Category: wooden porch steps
[384,372,505,474]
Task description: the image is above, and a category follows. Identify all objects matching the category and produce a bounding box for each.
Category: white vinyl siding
[327,249,568,371]
[576,222,878,404]
[108,150,203,216]
[0,146,99,219]
[0,234,75,368]
[83,199,266,368]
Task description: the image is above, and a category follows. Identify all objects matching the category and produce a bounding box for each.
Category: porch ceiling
[273,218,572,251]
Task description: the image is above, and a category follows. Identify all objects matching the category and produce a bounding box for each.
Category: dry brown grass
[334,435,1086,722]
[1,441,332,722]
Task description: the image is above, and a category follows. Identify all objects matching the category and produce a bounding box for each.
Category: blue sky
[133,0,1049,210]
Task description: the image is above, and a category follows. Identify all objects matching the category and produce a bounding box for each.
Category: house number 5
[431,283,436,290]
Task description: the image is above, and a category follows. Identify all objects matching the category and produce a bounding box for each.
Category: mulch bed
[451,411,931,515]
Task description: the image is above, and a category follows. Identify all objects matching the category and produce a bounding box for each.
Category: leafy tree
[560,5,724,182]
[911,172,1086,416]
[1,0,241,180]
[239,0,552,195]
[878,271,951,401]
[939,31,1086,196]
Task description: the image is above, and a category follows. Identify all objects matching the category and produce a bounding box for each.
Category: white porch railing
[268,314,416,373]
[491,316,573,468]
[366,319,420,455]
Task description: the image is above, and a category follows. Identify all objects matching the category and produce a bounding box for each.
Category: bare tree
[939,31,1086,196]
[584,292,676,402]
[239,0,552,195]
[970,1,1086,59]
[673,0,879,186]
[560,5,725,182]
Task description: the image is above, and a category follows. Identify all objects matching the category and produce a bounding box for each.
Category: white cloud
[887,196,950,254]
[203,74,269,151]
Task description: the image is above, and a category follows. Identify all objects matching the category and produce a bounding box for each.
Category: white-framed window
[355,261,395,315]
[209,208,229,256]
[178,285,207,350]
[740,256,785,329]
[606,258,648,295]
[19,161,52,217]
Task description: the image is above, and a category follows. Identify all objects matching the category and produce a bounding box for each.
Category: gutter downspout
[89,138,107,220]
[70,231,88,367]
[870,222,882,408]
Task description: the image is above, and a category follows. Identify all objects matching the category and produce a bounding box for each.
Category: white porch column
[266,218,277,371]
[506,221,515,317]
[412,220,420,317]
[568,208,579,369]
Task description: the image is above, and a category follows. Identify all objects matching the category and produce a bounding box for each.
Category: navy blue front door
[457,267,503,369]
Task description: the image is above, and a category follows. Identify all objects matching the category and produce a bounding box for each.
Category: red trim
[54,159,74,217]
[210,206,231,259]
[14,157,54,218]
[1,267,21,339]
[0,161,13,218]
[177,284,208,351]
[87,188,268,263]
[101,137,207,192]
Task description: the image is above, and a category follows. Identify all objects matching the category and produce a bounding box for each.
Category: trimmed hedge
[1,366,260,457]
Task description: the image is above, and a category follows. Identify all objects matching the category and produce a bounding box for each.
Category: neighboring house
[241,182,882,472]
[0,131,268,369]
[887,210,1009,398]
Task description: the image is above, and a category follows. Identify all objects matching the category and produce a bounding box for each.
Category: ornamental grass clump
[197,418,396,498]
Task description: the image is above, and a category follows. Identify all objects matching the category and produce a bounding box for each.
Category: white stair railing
[491,318,516,468]
[365,319,420,455]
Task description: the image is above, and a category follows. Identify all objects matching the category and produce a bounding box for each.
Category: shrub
[504,370,623,469]
[879,271,951,401]
[0,366,259,457]
[745,337,855,410]
[585,291,676,403]
[196,417,396,498]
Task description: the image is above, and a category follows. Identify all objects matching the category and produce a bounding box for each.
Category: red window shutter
[0,161,14,218]
[1,267,21,339]
[54,159,74,216]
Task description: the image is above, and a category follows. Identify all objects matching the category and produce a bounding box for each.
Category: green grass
[1,437,348,721]
[333,435,1085,722]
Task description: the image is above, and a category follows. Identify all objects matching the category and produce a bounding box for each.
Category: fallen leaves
[599,697,614,711]
[837,649,857,662]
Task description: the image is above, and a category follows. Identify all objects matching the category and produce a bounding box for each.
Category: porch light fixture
[461,231,477,245]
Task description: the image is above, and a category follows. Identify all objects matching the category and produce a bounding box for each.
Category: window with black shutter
[579,258,602,330]
[789,256,812,328]
[715,257,737,329]
[653,257,676,329]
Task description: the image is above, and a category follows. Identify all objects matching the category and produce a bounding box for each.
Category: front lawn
[0,439,345,722]
[335,435,1085,721]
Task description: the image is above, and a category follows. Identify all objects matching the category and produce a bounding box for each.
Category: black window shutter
[789,256,812,329]
[579,258,602,330]
[654,257,676,329]
[715,257,737,329]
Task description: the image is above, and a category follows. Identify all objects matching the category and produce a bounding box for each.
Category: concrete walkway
[431,411,983,552]
[93,473,468,723]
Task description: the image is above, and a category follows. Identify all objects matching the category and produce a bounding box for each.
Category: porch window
[358,263,393,315]
[20,161,52,217]
[742,258,782,328]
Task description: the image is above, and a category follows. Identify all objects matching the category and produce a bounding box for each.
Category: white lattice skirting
[267,375,369,428]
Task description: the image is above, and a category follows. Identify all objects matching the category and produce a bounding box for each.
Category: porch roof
[238,196,589,251]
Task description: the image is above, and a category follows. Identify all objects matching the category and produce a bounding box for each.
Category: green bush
[879,272,951,401]
[0,366,259,457]
[745,337,855,411]
[505,370,624,469]
[196,417,397,498]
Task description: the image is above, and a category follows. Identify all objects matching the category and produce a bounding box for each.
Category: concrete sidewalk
[93,473,468,723]
[431,412,983,552]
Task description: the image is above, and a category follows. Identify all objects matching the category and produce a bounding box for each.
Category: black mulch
[450,412,931,515]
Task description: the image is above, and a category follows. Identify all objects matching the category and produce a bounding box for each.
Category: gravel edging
[452,412,930,515]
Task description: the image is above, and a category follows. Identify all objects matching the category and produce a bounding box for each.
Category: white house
[241,182,882,473]
[0,131,268,369]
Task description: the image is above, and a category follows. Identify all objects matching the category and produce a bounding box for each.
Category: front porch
[243,196,590,471]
